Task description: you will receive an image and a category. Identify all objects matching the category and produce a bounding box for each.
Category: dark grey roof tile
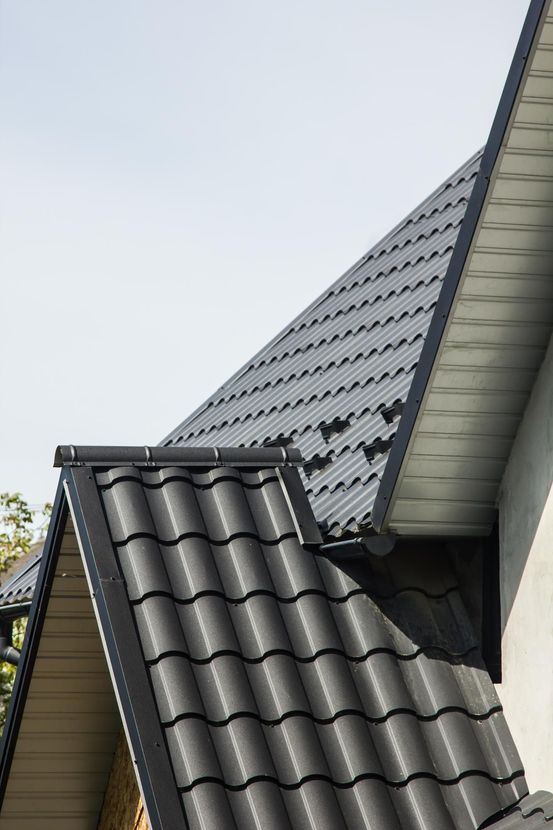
[160,537,226,598]
[133,594,194,660]
[149,654,206,722]
[397,650,498,718]
[491,791,553,827]
[0,549,42,607]
[100,475,158,542]
[143,477,208,540]
[440,775,508,830]
[181,782,239,830]
[87,457,532,828]
[117,536,175,600]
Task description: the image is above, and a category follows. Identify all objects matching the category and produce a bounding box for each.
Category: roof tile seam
[353,218,465,265]
[113,530,299,549]
[158,704,505,730]
[247,308,436,369]
[175,768,526,794]
[144,643,483,667]
[305,472,382,502]
[326,246,457,300]
[289,277,444,333]
[129,585,463,606]
[96,470,285,492]
[184,369,416,436]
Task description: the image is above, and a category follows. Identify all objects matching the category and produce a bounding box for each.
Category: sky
[0,0,530,511]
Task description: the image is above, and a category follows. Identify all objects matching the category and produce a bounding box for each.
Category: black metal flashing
[55,444,302,468]
[371,0,548,532]
[482,525,502,684]
[65,467,188,830]
[0,475,69,808]
[276,465,324,547]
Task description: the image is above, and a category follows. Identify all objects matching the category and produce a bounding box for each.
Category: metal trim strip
[65,466,188,830]
[372,0,549,532]
[0,474,69,809]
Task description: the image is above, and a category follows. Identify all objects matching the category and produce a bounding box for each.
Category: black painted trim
[55,444,302,468]
[0,474,69,807]
[66,466,188,830]
[482,525,502,684]
[372,0,548,532]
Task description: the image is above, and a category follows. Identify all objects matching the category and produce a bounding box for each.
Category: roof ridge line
[54,444,303,469]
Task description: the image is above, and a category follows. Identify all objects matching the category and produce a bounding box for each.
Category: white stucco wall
[498,333,553,792]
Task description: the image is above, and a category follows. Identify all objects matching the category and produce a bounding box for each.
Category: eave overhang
[373,0,553,536]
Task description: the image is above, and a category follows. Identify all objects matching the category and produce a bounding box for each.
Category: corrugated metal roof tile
[81,456,531,829]
[0,551,42,607]
[163,151,482,534]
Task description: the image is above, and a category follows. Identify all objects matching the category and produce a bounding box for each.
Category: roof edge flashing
[371,0,548,534]
[54,444,303,469]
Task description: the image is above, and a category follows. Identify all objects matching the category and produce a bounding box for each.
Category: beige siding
[0,517,121,830]
[385,0,553,535]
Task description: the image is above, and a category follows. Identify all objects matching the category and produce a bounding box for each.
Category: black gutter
[371,0,548,533]
[0,602,33,621]
[0,475,68,804]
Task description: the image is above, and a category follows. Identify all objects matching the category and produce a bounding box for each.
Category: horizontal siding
[0,518,121,830]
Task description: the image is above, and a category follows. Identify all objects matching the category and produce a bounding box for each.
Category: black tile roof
[53,447,533,830]
[163,150,483,536]
[0,550,42,608]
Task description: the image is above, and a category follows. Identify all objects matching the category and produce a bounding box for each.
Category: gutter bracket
[320,534,397,561]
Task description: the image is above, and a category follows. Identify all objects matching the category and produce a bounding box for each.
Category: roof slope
[0,550,42,609]
[163,151,482,536]
[22,446,534,830]
[373,0,553,535]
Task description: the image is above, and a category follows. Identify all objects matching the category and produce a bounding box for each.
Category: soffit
[375,0,553,535]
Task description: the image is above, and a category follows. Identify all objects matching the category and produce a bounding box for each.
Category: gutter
[0,603,34,666]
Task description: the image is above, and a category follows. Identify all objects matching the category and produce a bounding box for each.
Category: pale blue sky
[0,0,529,508]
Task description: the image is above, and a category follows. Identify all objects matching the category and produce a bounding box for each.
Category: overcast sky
[0,0,529,510]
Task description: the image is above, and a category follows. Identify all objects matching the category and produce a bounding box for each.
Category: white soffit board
[375,0,553,536]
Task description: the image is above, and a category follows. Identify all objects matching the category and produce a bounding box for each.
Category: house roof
[0,550,41,610]
[162,151,482,537]
[373,0,553,536]
[0,446,543,830]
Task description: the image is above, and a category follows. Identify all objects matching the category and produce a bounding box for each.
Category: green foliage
[0,494,51,731]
